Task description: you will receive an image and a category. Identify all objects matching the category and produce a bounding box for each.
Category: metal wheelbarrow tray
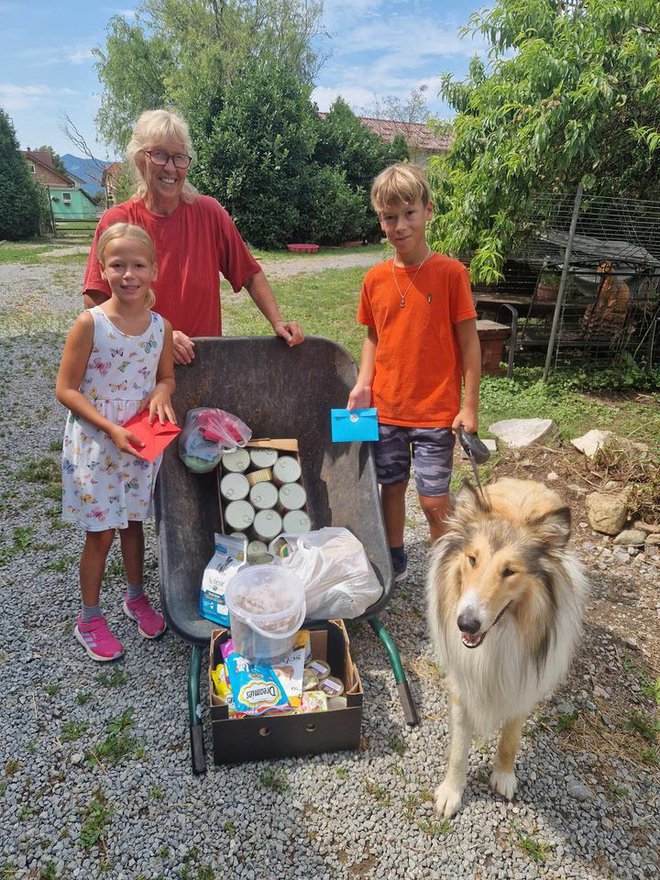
[154,337,418,773]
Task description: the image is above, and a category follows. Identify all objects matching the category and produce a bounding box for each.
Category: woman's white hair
[126,109,199,203]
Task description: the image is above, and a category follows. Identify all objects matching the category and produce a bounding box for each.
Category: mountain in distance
[61,154,113,197]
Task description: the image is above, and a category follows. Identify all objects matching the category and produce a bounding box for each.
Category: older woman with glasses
[82,109,303,363]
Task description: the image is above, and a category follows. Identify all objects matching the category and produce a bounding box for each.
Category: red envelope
[123,409,181,462]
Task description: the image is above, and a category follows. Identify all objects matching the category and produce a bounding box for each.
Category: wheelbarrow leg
[188,644,207,775]
[368,616,419,726]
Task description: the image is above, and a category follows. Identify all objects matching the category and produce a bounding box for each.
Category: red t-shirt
[82,196,261,337]
[357,253,477,427]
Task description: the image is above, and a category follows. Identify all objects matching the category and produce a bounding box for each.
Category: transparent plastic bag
[179,407,252,473]
[272,527,383,619]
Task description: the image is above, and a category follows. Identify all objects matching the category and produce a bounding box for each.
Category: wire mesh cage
[471,191,660,372]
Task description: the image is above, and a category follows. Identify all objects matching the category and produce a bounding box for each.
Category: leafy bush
[0,109,40,240]
[295,165,366,244]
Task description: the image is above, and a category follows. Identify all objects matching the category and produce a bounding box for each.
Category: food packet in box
[221,639,291,717]
[200,533,247,627]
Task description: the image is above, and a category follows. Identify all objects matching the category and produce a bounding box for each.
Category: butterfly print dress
[62,307,165,531]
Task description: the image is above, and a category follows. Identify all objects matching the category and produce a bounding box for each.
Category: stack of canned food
[219,445,312,564]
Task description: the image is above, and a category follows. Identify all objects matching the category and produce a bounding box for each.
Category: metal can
[319,675,345,697]
[221,448,251,473]
[282,510,311,535]
[277,481,307,512]
[246,468,272,486]
[272,455,302,486]
[223,499,255,531]
[220,472,250,501]
[252,509,283,542]
[249,447,279,469]
[249,481,279,511]
[246,539,268,563]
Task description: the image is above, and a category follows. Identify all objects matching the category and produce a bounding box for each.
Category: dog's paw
[490,769,517,800]
[434,780,463,818]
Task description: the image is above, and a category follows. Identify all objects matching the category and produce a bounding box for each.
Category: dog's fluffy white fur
[427,477,588,817]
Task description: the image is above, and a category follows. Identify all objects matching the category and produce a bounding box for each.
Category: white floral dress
[62,307,165,531]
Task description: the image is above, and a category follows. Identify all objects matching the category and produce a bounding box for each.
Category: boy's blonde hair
[371,163,432,213]
[98,222,157,309]
[126,108,199,203]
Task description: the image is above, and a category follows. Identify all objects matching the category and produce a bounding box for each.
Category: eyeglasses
[144,149,192,170]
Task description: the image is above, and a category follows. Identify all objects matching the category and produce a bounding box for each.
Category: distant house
[318,114,452,164]
[23,149,99,222]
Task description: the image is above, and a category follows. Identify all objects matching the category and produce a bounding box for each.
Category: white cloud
[19,44,96,68]
[0,83,77,111]
[312,85,377,112]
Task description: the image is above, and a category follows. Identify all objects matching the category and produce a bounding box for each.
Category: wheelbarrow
[154,336,419,774]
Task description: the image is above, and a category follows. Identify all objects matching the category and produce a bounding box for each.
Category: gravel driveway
[0,252,657,880]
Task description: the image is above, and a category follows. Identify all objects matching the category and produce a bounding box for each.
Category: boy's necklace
[392,250,432,307]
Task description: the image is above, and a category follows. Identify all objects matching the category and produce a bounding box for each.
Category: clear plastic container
[225,565,306,663]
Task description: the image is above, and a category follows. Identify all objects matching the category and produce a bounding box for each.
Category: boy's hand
[347,384,372,410]
[452,407,478,434]
[108,425,145,458]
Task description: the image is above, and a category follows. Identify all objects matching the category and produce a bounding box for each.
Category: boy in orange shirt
[347,164,481,580]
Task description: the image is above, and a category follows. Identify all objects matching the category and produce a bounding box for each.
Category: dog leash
[458,427,491,501]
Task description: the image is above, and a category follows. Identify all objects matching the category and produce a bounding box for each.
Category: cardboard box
[209,620,363,763]
[216,438,310,538]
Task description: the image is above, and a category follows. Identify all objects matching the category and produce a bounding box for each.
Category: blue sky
[1,0,487,160]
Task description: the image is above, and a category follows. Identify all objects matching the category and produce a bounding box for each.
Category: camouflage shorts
[374,425,455,497]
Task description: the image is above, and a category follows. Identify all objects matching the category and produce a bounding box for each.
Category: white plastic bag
[273,527,383,619]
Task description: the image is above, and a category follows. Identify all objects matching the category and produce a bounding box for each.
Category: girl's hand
[347,384,372,411]
[141,383,177,425]
[108,425,145,457]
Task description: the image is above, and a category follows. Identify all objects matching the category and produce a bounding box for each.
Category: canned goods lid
[252,509,283,540]
[221,448,251,472]
[278,482,307,511]
[220,472,250,500]
[246,468,273,486]
[249,447,279,468]
[328,696,348,711]
[272,455,302,483]
[302,667,319,691]
[319,675,344,697]
[282,510,311,535]
[306,658,330,680]
[247,539,268,556]
[249,481,279,510]
[223,499,255,530]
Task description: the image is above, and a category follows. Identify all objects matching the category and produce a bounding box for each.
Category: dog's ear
[453,480,489,520]
[529,505,572,548]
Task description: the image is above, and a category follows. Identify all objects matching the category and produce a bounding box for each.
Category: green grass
[87,708,141,767]
[80,787,112,851]
[258,768,289,792]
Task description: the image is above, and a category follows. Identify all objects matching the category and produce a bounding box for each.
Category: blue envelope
[331,408,379,443]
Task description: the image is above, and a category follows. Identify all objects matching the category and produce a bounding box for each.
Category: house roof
[318,113,452,153]
[23,150,74,186]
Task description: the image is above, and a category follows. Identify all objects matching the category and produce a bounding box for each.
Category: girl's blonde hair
[371,163,432,213]
[126,108,199,203]
[98,222,157,309]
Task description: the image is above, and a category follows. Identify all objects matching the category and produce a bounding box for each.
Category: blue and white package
[200,533,248,626]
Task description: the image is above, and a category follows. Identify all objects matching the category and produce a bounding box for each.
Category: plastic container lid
[272,455,302,485]
[278,482,307,511]
[249,481,279,510]
[221,448,251,473]
[225,564,306,664]
[220,472,250,501]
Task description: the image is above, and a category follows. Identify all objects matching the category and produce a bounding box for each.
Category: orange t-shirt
[357,253,477,427]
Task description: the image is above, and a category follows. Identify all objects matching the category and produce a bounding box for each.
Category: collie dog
[427,478,587,818]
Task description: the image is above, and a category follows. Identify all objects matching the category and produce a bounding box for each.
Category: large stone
[488,418,558,449]
[585,493,628,535]
[613,529,647,547]
[571,429,614,458]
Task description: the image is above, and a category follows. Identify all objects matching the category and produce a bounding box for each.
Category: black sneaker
[391,549,408,583]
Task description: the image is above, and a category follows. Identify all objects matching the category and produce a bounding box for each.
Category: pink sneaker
[74,614,124,662]
[123,594,166,639]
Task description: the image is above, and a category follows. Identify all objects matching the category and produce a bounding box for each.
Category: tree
[0,108,41,240]
[428,0,660,282]
[94,0,325,153]
[369,86,433,163]
[34,145,68,177]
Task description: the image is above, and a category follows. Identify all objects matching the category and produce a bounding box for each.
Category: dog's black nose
[457,612,481,634]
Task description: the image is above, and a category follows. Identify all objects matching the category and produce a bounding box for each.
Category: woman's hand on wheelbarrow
[273,319,304,347]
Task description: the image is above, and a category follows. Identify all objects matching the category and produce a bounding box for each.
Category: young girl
[56,222,176,661]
